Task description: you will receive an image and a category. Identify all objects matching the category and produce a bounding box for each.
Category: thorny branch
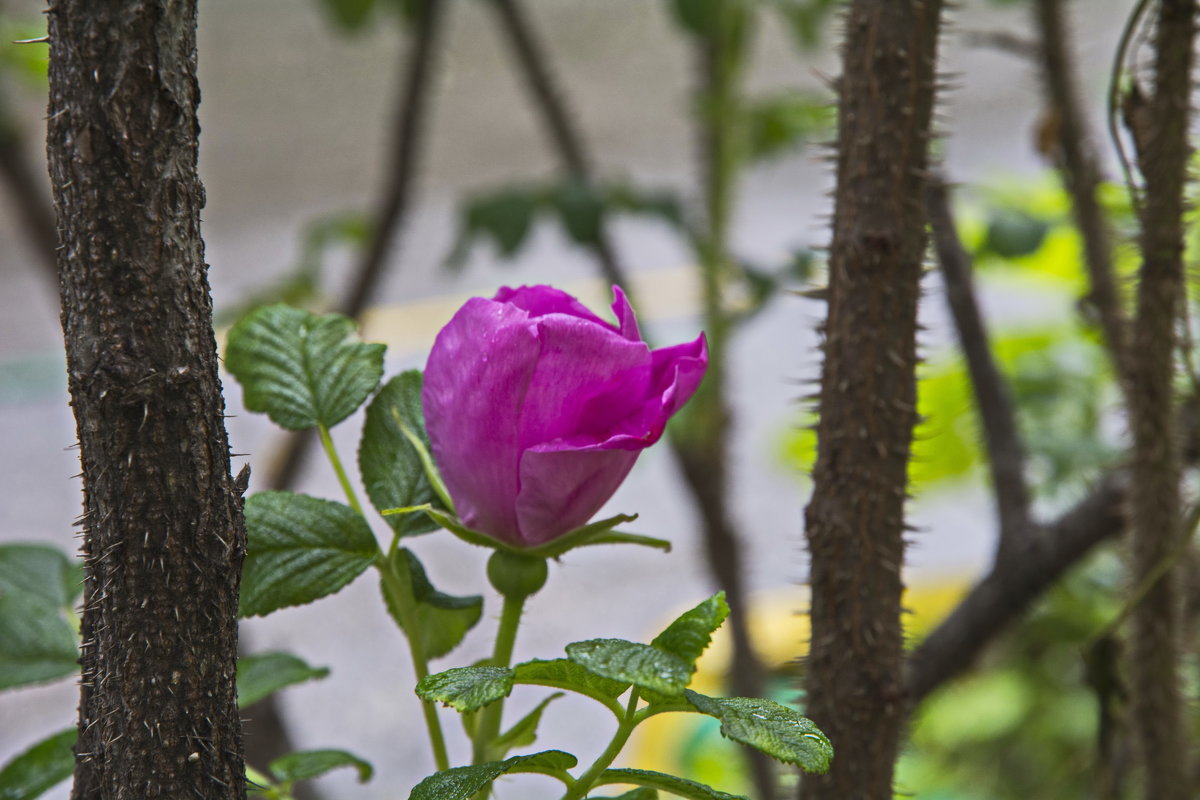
[801,1,944,797]
[1121,0,1195,796]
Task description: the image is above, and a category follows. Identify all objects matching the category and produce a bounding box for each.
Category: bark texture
[801,2,942,797]
[46,2,247,798]
[1124,2,1195,797]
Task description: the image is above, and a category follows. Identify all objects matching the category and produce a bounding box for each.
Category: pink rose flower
[422,285,707,547]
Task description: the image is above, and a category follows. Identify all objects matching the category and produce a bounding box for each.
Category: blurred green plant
[896,552,1125,800]
[443,178,685,271]
[313,0,418,32]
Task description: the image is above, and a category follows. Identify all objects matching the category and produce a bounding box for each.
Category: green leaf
[408,751,577,800]
[605,183,685,229]
[639,694,700,718]
[318,0,376,30]
[684,691,832,774]
[668,0,722,35]
[0,728,76,800]
[385,0,423,24]
[593,790,659,800]
[491,692,564,756]
[445,188,539,270]
[512,658,630,706]
[0,544,81,610]
[982,208,1050,259]
[651,593,729,672]
[565,639,691,697]
[552,179,604,246]
[245,764,276,796]
[770,0,840,50]
[0,595,78,691]
[359,372,442,536]
[594,769,745,800]
[240,491,379,617]
[472,188,538,256]
[225,304,385,430]
[416,666,514,712]
[237,652,330,708]
[269,749,373,785]
[745,92,833,161]
[380,548,483,659]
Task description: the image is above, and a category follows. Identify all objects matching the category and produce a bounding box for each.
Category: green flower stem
[376,559,450,772]
[472,591,527,765]
[558,689,642,800]
[318,423,365,516]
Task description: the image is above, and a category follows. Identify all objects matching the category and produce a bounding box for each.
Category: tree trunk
[800,2,943,797]
[46,2,248,798]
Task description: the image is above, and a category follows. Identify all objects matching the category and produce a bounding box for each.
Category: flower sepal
[384,504,669,559]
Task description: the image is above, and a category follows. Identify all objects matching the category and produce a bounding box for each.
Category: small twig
[486,0,630,292]
[1034,0,1130,385]
[264,0,445,492]
[927,177,1033,561]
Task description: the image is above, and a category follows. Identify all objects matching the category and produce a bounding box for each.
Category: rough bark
[46,1,247,798]
[800,2,943,797]
[1123,2,1195,797]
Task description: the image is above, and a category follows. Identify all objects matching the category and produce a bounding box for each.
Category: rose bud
[422,284,707,548]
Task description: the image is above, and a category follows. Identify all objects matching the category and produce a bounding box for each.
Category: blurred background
[1,1,1134,798]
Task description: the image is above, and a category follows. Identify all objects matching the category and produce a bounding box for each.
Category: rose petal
[648,333,709,420]
[516,313,651,453]
[610,285,641,341]
[493,285,613,329]
[579,332,709,449]
[513,333,707,544]
[422,297,540,544]
[515,447,639,546]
